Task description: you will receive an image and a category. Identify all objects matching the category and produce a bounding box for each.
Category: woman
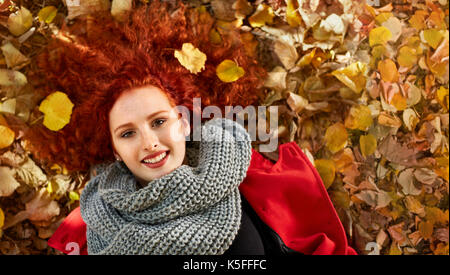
[26,1,356,255]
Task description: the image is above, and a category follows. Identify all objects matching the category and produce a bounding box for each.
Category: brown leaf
[378,135,419,166]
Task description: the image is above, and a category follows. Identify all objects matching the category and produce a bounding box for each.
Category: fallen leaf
[216,59,245,83]
[0,125,15,149]
[0,166,20,197]
[274,40,298,70]
[345,105,373,131]
[378,135,419,166]
[360,134,377,158]
[248,3,274,28]
[331,62,368,93]
[378,59,399,82]
[369,26,392,47]
[414,168,437,185]
[320,14,345,35]
[285,0,302,27]
[7,6,33,36]
[38,91,74,131]
[403,108,419,131]
[65,0,111,20]
[111,0,132,22]
[174,43,207,75]
[0,42,30,70]
[324,122,348,154]
[418,220,434,240]
[38,6,58,24]
[286,92,308,113]
[404,196,426,217]
[0,208,4,229]
[398,168,422,195]
[409,10,428,30]
[421,29,444,49]
[314,159,336,189]
[0,69,27,86]
[15,157,47,188]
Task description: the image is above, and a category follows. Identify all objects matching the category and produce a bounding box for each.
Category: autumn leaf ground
[0,0,448,255]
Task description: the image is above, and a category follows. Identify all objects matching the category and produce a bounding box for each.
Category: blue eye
[121,131,134,138]
[152,119,166,128]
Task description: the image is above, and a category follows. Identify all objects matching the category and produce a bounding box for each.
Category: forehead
[109,86,173,125]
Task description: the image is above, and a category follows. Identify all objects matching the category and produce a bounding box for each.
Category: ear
[181,117,191,137]
[113,150,121,161]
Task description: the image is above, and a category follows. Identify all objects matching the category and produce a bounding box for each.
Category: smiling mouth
[141,151,169,165]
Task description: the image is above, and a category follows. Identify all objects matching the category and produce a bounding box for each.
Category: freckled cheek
[115,140,141,162]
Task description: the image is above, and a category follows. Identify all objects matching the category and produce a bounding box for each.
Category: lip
[141,151,169,168]
[142,150,169,161]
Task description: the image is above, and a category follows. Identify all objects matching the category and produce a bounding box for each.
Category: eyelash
[120,119,167,138]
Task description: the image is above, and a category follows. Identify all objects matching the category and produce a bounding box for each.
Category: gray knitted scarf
[80,118,252,255]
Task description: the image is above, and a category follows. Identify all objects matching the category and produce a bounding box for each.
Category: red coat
[48,141,357,255]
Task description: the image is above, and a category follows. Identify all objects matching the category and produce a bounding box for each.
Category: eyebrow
[114,110,168,134]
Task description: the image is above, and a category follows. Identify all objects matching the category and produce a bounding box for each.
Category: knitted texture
[80,118,252,255]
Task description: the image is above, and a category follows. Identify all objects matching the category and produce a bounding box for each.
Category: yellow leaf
[38,91,74,131]
[391,92,407,111]
[422,29,444,49]
[360,134,377,158]
[324,122,348,154]
[331,62,368,93]
[248,3,274,28]
[369,26,392,47]
[0,208,4,229]
[297,48,317,68]
[216,60,245,83]
[38,6,58,24]
[345,105,373,131]
[69,191,80,205]
[436,86,449,111]
[314,159,335,189]
[375,12,393,25]
[7,6,33,36]
[371,45,386,60]
[378,59,399,82]
[286,0,302,27]
[397,46,418,68]
[0,125,15,149]
[174,43,207,75]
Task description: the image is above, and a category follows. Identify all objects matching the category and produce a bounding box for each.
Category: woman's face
[109,85,190,185]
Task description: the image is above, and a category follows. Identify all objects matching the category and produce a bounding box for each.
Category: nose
[141,128,159,151]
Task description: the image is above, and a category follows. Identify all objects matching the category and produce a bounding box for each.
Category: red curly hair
[24,0,266,172]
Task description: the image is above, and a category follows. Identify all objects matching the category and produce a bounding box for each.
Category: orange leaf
[378,59,399,82]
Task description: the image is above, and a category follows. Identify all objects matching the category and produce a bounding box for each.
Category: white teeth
[143,152,167,164]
